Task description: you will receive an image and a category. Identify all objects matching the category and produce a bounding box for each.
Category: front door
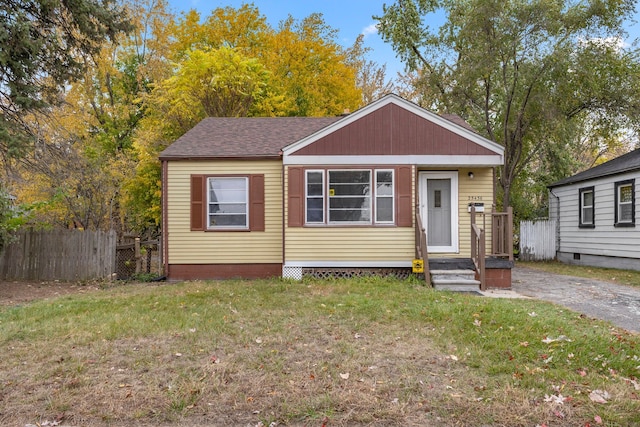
[419,172,459,253]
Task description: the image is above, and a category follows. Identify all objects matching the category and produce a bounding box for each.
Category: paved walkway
[509,266,640,334]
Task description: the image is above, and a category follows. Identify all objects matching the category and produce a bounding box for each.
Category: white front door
[419,171,459,253]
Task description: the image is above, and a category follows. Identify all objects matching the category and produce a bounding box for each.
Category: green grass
[518,260,640,287]
[1,276,639,426]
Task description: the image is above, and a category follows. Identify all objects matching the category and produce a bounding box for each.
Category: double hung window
[615,180,635,226]
[305,169,394,225]
[207,177,248,229]
[579,187,594,228]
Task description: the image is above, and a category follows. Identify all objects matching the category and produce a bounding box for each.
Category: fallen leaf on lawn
[450,355,459,361]
[473,319,482,327]
[594,415,603,424]
[255,337,262,344]
[529,312,538,317]
[175,352,182,357]
[542,335,572,344]
[578,369,587,377]
[543,394,566,404]
[520,341,529,347]
[622,376,640,390]
[340,372,350,380]
[589,389,610,403]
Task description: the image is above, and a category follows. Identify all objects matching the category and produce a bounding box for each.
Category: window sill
[578,224,595,229]
[302,223,398,228]
[614,222,635,228]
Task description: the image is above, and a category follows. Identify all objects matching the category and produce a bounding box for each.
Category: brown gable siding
[290,104,495,156]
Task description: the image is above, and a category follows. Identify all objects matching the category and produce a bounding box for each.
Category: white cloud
[361,23,378,38]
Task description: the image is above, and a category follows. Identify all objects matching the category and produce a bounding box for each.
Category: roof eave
[159,154,283,161]
[548,166,640,188]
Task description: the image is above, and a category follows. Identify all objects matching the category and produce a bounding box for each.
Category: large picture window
[304,168,394,225]
[329,170,371,222]
[579,186,594,228]
[207,177,248,229]
[615,179,635,227]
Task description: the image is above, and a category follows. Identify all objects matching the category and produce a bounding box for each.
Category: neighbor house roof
[548,148,640,188]
[159,117,342,160]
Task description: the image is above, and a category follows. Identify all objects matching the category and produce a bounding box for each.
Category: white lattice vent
[282,266,303,280]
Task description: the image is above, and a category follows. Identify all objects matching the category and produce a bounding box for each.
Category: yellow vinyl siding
[285,228,415,262]
[457,167,494,257]
[284,165,416,263]
[166,160,283,264]
[420,167,494,259]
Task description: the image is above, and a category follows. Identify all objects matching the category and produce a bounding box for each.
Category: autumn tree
[8,0,173,234]
[264,13,361,116]
[124,6,364,231]
[0,0,133,160]
[376,0,640,213]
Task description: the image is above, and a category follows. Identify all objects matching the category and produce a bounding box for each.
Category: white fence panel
[519,220,557,261]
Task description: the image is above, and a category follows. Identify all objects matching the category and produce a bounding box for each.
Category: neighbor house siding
[284,165,415,265]
[166,160,283,264]
[553,171,640,259]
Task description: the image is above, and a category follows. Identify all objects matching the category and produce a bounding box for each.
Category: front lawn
[1,277,638,426]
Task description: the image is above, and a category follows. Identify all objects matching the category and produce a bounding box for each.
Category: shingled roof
[549,148,640,188]
[159,117,342,160]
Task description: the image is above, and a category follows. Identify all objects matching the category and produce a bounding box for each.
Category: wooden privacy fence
[519,219,557,261]
[0,229,117,281]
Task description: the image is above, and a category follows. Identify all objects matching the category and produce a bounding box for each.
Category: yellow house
[159,95,513,289]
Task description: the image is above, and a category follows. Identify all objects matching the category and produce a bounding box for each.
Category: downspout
[280,151,285,275]
[549,188,560,259]
[161,160,169,277]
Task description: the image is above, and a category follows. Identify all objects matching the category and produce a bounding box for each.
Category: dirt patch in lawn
[0,280,107,306]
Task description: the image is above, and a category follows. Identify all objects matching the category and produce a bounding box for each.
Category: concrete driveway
[511,266,640,334]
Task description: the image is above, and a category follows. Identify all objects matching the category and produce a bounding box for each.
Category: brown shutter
[396,166,413,227]
[249,174,265,231]
[190,175,205,231]
[288,167,304,227]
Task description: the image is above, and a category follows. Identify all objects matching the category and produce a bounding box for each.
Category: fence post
[135,237,141,274]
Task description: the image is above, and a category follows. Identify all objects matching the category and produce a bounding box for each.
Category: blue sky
[168,1,640,79]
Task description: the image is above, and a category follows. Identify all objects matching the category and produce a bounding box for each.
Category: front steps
[430,269,481,291]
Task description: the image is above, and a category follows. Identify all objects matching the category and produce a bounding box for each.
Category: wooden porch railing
[491,206,514,261]
[415,207,430,285]
[470,207,486,290]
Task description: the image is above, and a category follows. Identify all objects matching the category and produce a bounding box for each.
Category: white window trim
[305,170,325,224]
[207,176,249,230]
[375,169,395,224]
[579,187,594,226]
[617,182,633,223]
[328,169,372,224]
[303,168,396,226]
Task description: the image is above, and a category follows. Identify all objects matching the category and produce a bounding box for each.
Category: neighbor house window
[304,168,394,225]
[615,179,635,227]
[207,177,248,229]
[579,186,595,228]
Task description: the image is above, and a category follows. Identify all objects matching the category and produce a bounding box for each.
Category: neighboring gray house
[548,148,640,270]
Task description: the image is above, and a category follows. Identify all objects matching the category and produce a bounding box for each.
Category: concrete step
[430,269,480,291]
